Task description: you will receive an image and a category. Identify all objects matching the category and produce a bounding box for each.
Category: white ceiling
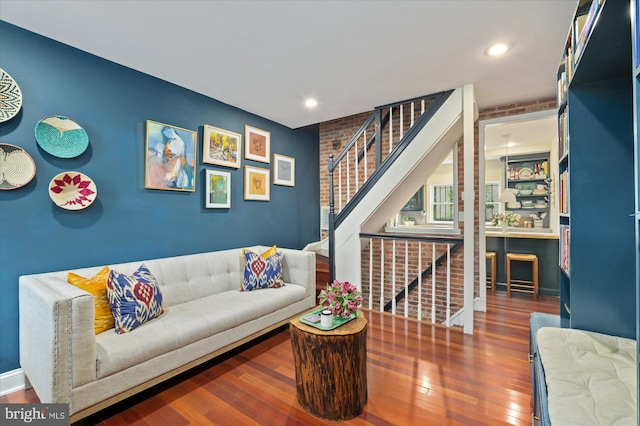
[0,0,577,129]
[484,112,557,159]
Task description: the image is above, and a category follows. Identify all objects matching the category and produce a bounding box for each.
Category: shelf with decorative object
[502,153,551,228]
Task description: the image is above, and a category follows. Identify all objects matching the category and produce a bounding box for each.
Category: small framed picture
[145,120,196,192]
[244,165,270,201]
[273,154,295,186]
[244,125,270,163]
[205,169,231,209]
[203,125,241,169]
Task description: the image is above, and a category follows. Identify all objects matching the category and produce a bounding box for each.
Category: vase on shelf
[501,222,508,231]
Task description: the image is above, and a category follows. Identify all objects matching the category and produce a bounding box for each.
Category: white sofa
[19,246,316,422]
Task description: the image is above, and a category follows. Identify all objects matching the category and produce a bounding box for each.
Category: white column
[462,83,476,334]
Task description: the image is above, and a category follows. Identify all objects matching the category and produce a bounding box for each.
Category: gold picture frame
[144,120,196,192]
[244,125,270,163]
[244,165,270,201]
[203,125,241,169]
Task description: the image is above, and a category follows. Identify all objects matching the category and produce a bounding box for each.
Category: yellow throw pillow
[68,266,114,334]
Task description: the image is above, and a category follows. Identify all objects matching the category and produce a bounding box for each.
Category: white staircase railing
[361,233,464,326]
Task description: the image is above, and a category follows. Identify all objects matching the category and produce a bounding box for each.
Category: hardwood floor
[1,293,558,425]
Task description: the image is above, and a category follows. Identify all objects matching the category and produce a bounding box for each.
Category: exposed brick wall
[317,95,557,323]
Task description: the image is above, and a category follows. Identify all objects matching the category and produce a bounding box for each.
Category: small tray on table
[299,307,358,331]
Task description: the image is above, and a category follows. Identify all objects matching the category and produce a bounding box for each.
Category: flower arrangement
[318,280,363,318]
[490,212,521,227]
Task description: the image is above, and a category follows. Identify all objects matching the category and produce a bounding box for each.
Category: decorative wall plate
[0,143,36,190]
[35,116,89,158]
[517,167,533,180]
[49,171,97,210]
[0,69,23,123]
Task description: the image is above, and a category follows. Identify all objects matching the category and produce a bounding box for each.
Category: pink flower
[318,279,363,318]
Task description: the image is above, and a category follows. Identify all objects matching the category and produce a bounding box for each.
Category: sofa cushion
[107,264,164,334]
[241,247,284,291]
[95,283,307,378]
[68,266,115,334]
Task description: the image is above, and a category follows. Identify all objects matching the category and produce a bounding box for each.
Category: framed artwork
[203,125,241,168]
[145,120,197,192]
[244,125,270,163]
[205,169,231,208]
[244,165,270,201]
[273,154,295,186]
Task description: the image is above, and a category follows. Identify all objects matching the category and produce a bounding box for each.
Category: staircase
[326,85,477,333]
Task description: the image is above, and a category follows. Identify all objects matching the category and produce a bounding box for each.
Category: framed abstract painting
[145,120,197,192]
[205,169,231,208]
[244,165,270,201]
[244,125,270,163]
[273,154,295,186]
[203,125,241,169]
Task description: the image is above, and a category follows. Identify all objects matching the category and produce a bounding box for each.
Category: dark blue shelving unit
[557,0,635,339]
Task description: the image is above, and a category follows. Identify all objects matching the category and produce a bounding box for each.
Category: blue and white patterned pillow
[241,248,284,291]
[107,264,164,334]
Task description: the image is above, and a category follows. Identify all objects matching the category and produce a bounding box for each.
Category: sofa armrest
[19,274,97,406]
[278,248,316,299]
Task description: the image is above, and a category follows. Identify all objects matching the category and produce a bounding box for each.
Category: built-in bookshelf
[555,0,635,338]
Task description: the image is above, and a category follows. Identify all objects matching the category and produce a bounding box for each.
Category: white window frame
[484,180,502,223]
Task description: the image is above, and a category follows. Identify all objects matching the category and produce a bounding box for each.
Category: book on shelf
[557,70,568,106]
[574,0,600,61]
[559,169,570,215]
[559,225,570,273]
[558,109,569,159]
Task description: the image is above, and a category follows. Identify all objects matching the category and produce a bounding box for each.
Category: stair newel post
[328,153,336,283]
[375,108,382,168]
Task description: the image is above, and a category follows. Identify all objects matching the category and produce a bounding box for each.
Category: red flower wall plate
[49,171,97,210]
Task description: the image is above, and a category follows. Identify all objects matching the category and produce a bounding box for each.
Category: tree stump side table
[289,312,367,420]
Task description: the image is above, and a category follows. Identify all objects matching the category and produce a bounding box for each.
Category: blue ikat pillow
[107,264,164,334]
[241,248,284,291]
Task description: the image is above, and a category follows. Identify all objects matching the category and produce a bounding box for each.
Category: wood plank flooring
[1,293,558,425]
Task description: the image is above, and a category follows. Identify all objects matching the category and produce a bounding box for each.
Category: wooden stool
[506,253,538,299]
[486,251,496,295]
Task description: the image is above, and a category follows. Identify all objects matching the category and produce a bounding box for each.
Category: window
[485,181,501,220]
[432,184,454,221]
[390,145,459,234]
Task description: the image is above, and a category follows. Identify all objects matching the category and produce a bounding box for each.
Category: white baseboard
[0,368,25,397]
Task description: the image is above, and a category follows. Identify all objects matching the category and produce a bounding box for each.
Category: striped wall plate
[0,68,23,123]
[0,143,36,190]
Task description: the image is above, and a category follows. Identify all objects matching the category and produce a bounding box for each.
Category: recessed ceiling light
[305,98,318,108]
[487,43,508,57]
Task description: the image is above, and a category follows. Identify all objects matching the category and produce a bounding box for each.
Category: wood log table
[289,311,367,420]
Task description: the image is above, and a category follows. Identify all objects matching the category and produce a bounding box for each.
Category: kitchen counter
[486,229,559,240]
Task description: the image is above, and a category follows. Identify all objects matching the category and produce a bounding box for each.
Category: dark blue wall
[0,22,320,374]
